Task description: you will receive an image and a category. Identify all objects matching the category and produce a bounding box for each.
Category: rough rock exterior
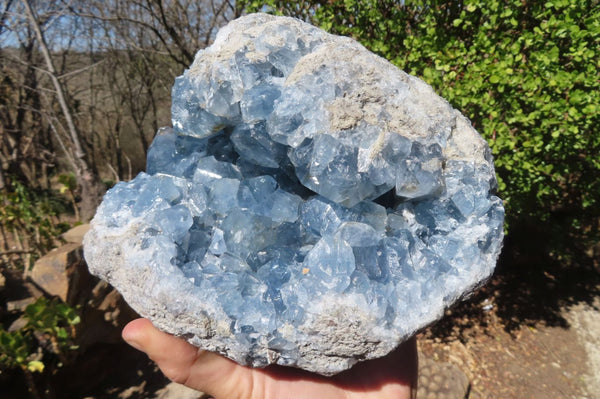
[84,14,504,375]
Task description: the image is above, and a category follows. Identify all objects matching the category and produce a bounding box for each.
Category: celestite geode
[83,13,504,375]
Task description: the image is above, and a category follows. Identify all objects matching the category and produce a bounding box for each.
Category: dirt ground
[565,300,600,397]
[415,230,600,399]
[418,302,597,398]
[415,238,600,399]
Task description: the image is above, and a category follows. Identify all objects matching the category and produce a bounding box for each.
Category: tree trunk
[78,170,104,220]
[22,0,104,220]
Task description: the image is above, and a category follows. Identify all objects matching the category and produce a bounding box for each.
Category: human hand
[123,318,417,399]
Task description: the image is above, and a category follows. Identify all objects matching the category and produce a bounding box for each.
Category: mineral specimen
[83,13,504,375]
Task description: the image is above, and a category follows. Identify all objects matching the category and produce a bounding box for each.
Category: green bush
[0,180,70,269]
[239,0,600,245]
[0,297,80,397]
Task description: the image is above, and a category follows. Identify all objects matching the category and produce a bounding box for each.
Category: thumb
[122,318,250,397]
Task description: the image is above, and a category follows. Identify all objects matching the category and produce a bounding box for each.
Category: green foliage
[24,297,81,346]
[0,329,37,371]
[238,0,600,243]
[57,173,77,194]
[398,0,600,235]
[0,180,70,268]
[58,173,81,221]
[0,298,80,375]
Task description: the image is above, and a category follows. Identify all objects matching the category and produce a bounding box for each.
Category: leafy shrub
[0,180,70,269]
[23,297,81,351]
[0,297,80,370]
[0,297,80,397]
[0,329,38,372]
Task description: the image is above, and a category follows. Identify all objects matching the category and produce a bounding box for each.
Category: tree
[0,0,235,222]
[20,0,105,220]
[0,0,55,192]
[71,0,235,68]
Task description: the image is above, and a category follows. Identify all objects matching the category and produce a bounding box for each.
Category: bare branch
[0,0,15,37]
[57,59,105,80]
[21,0,85,159]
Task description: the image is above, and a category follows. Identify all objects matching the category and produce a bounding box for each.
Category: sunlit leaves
[0,298,80,374]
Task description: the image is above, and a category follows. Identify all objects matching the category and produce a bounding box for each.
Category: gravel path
[567,298,600,398]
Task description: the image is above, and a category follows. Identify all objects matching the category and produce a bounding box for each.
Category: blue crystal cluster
[85,13,504,374]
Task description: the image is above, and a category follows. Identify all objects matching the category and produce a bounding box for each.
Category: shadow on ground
[429,220,600,341]
[0,342,169,399]
[53,343,170,399]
